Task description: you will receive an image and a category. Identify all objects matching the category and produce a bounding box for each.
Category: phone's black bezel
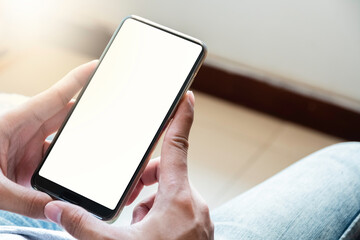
[31,15,207,221]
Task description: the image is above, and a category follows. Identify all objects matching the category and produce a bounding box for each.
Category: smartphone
[31,15,206,221]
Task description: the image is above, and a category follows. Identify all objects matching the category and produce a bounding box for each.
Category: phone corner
[201,42,208,57]
[30,173,38,190]
[102,208,123,224]
[124,15,142,23]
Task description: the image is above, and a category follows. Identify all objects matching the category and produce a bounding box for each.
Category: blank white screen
[39,18,202,210]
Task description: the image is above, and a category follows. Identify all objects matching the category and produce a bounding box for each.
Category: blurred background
[0,0,359,225]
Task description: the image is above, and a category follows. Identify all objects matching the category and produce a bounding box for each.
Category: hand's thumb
[44,201,109,240]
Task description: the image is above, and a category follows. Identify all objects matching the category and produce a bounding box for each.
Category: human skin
[0,60,98,219]
[0,61,214,239]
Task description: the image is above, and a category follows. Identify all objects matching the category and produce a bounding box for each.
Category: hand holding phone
[31,16,206,221]
[44,92,214,240]
[0,61,98,219]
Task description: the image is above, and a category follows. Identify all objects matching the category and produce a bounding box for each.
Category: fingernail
[187,91,195,106]
[45,203,62,224]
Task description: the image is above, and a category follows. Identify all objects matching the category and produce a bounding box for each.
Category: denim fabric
[212,142,360,240]
[0,226,73,240]
[0,211,72,240]
[0,210,61,231]
[0,142,359,239]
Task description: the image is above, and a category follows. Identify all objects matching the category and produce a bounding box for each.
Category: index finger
[0,176,52,219]
[159,91,195,190]
[126,157,160,206]
[25,60,98,123]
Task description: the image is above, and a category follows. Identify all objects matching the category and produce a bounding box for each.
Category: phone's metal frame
[31,15,207,222]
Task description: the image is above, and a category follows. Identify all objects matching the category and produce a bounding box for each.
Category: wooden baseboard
[191,64,360,141]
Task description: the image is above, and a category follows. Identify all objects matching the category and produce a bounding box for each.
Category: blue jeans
[1,142,359,239]
[0,211,61,231]
[211,142,360,239]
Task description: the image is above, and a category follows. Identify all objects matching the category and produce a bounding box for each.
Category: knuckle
[186,217,212,240]
[167,134,189,154]
[200,204,211,218]
[202,205,214,239]
[192,216,214,240]
[65,208,89,237]
[173,190,195,214]
[31,109,45,124]
[26,194,45,218]
[175,192,214,239]
[55,88,70,107]
[166,188,214,239]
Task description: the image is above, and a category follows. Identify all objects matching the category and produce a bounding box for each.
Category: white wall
[79,0,359,111]
[3,0,359,110]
